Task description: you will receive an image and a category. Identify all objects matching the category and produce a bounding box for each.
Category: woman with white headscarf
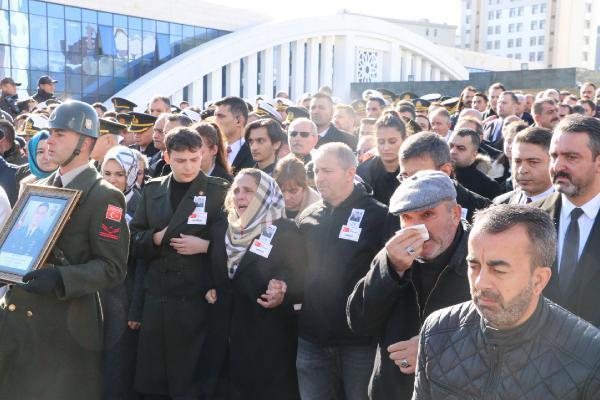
[201,168,305,400]
[99,145,143,400]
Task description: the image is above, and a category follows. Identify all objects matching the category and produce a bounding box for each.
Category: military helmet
[48,100,99,138]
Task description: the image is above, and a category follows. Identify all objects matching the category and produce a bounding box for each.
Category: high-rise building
[459,0,599,70]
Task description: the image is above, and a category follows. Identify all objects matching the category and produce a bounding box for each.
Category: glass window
[194,27,206,44]
[65,6,80,21]
[143,19,155,32]
[66,73,81,93]
[157,21,169,34]
[11,46,28,68]
[529,52,535,61]
[47,3,63,18]
[170,23,182,36]
[494,40,500,49]
[540,20,545,29]
[30,70,48,88]
[487,26,493,34]
[530,36,536,45]
[183,25,194,39]
[170,35,182,56]
[0,11,8,44]
[82,74,98,96]
[532,5,538,14]
[142,31,155,59]
[486,41,492,50]
[508,23,514,33]
[113,58,127,77]
[65,20,81,53]
[128,16,141,30]
[128,29,142,59]
[81,22,97,58]
[537,51,543,61]
[11,68,28,89]
[488,11,493,20]
[495,25,501,34]
[114,14,127,28]
[515,53,521,60]
[48,51,64,72]
[9,0,26,12]
[82,9,96,23]
[114,27,128,59]
[114,77,128,92]
[531,21,537,29]
[517,7,523,16]
[48,17,65,52]
[507,39,513,48]
[156,33,170,61]
[538,36,544,45]
[0,44,9,68]
[29,14,46,50]
[30,49,46,69]
[29,0,44,15]
[516,38,521,47]
[82,55,97,75]
[10,11,28,47]
[65,51,82,73]
[98,55,113,76]
[98,12,111,26]
[0,0,7,9]
[98,75,113,95]
[98,25,116,56]
[517,23,523,32]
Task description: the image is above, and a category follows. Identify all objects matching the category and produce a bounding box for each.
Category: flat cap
[389,170,456,215]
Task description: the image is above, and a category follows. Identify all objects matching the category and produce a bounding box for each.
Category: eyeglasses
[289,131,313,138]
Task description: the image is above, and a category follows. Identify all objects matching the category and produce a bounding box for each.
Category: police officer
[0,100,129,400]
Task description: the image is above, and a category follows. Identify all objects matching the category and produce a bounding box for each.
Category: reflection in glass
[98,75,113,95]
[29,14,47,50]
[11,68,28,89]
[0,45,9,68]
[114,27,128,59]
[64,6,80,21]
[0,11,8,44]
[170,35,181,57]
[29,70,48,89]
[10,11,29,47]
[157,21,168,34]
[82,23,97,58]
[9,0,27,12]
[98,12,111,26]
[129,29,142,60]
[156,33,170,61]
[143,19,155,32]
[65,51,82,73]
[82,55,97,75]
[66,73,81,93]
[29,0,45,15]
[113,57,127,77]
[47,17,65,52]
[142,31,155,59]
[98,55,113,76]
[49,51,65,72]
[30,49,47,70]
[113,14,126,28]
[47,3,63,18]
[98,25,116,56]
[82,74,98,97]
[82,9,96,23]
[11,47,28,69]
[128,16,141,30]
[65,20,81,53]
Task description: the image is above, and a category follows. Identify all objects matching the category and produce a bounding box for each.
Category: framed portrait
[0,185,81,284]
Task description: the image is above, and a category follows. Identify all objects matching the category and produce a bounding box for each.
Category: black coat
[0,156,18,206]
[129,172,229,397]
[0,94,20,119]
[356,156,399,205]
[535,193,600,327]
[231,142,253,175]
[201,218,304,400]
[130,142,159,159]
[482,119,504,150]
[455,181,492,222]
[297,185,389,346]
[31,88,57,104]
[210,163,233,182]
[316,124,358,151]
[148,151,170,178]
[347,222,471,400]
[454,164,502,200]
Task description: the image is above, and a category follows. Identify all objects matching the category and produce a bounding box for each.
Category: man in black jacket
[413,205,600,399]
[0,77,22,119]
[214,96,253,175]
[347,170,471,400]
[310,93,358,150]
[296,143,388,400]
[32,75,59,104]
[398,132,491,222]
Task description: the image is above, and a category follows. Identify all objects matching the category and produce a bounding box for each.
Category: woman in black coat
[201,168,304,400]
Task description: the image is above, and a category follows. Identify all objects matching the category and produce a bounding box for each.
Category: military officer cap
[351,100,366,114]
[128,112,157,133]
[376,88,398,103]
[398,91,419,101]
[362,89,384,102]
[99,117,127,136]
[274,97,294,112]
[111,97,137,113]
[255,101,283,122]
[116,112,133,125]
[389,170,456,215]
[421,93,442,102]
[21,113,49,136]
[170,104,182,114]
[412,98,431,113]
[441,97,460,114]
[285,106,309,123]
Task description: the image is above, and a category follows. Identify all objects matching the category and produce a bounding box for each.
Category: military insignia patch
[105,204,123,222]
[99,223,121,241]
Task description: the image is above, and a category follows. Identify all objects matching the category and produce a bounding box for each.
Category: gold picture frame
[0,184,81,284]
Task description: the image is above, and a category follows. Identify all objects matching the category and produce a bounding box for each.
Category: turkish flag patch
[105,205,123,222]
[99,223,121,241]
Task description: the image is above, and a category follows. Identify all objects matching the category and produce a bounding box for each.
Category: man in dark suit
[214,96,253,175]
[535,114,600,327]
[310,93,358,150]
[483,91,519,150]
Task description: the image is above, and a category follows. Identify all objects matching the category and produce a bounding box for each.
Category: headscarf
[27,130,55,179]
[225,170,285,278]
[102,145,139,194]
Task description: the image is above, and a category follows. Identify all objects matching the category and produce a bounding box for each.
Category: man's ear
[164,151,171,165]
[532,266,552,295]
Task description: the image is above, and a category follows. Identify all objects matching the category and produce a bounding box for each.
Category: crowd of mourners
[1,74,600,400]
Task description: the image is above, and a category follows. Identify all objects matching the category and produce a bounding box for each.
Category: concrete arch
[107,13,468,107]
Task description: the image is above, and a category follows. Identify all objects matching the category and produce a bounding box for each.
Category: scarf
[102,145,139,194]
[225,170,285,278]
[27,130,54,179]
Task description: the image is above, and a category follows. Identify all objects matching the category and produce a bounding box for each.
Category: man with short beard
[535,115,600,327]
[413,205,600,399]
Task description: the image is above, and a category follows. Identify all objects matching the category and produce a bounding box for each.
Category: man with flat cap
[129,112,159,158]
[0,77,22,119]
[91,118,126,170]
[111,97,137,114]
[32,75,59,104]
[347,170,472,400]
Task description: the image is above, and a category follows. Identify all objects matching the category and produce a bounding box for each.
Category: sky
[207,0,461,27]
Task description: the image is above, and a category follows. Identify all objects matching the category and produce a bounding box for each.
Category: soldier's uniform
[130,171,229,398]
[0,101,130,400]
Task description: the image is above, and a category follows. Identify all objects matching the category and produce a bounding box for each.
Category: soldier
[0,100,129,400]
[130,126,229,399]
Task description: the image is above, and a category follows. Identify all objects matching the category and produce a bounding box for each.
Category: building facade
[459,0,599,70]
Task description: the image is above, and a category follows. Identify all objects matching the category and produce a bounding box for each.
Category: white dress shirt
[226,138,245,165]
[557,192,600,270]
[519,186,555,204]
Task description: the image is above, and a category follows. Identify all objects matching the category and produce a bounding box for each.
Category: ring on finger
[405,246,416,256]
[400,358,410,368]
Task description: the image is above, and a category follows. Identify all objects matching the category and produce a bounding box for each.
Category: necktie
[526,197,532,204]
[559,207,584,295]
[54,176,63,188]
[227,146,232,154]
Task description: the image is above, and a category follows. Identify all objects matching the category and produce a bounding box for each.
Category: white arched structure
[106,14,469,107]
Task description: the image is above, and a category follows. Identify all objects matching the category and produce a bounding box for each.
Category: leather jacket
[413,298,600,399]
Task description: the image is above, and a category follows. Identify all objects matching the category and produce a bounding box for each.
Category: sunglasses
[289,131,313,138]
